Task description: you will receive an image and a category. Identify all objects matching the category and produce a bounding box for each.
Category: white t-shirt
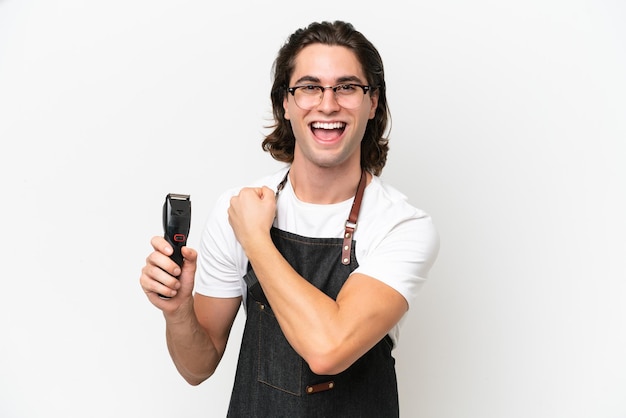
[195,166,439,346]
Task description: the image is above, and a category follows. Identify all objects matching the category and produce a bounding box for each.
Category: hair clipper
[163,193,191,273]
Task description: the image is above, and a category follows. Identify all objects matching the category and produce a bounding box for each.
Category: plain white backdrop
[1,1,625,417]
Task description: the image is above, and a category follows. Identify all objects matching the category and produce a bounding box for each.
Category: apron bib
[227,171,399,418]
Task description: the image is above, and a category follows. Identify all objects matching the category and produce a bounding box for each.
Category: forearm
[163,299,221,385]
[246,238,352,372]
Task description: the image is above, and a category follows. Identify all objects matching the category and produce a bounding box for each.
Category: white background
[1,1,625,417]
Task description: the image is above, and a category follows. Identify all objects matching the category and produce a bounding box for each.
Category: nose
[317,87,341,112]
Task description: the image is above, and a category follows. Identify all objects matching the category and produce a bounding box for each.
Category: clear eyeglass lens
[294,85,365,110]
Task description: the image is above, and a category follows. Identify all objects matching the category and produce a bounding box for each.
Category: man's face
[283,44,378,171]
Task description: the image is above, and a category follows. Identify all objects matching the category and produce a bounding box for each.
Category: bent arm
[245,238,407,376]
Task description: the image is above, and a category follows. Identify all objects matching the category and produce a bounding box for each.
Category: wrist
[163,296,195,326]
[244,233,275,262]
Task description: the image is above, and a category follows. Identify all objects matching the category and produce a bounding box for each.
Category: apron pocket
[257,303,303,396]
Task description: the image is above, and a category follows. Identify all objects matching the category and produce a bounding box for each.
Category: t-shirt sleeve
[354,210,439,309]
[194,190,244,298]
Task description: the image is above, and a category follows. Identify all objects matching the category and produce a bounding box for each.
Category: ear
[368,89,379,120]
[283,95,290,120]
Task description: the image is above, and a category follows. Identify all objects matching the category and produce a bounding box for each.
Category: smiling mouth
[311,121,346,140]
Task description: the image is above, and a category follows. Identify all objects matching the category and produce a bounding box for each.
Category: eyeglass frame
[287,83,372,110]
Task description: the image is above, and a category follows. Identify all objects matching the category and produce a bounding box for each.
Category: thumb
[260,185,276,199]
[178,246,198,292]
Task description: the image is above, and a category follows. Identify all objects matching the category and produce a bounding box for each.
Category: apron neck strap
[274,168,367,266]
[342,169,367,265]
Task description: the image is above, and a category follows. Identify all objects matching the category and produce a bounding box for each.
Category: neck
[288,164,366,204]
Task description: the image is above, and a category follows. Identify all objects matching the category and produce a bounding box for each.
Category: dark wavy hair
[262,21,390,176]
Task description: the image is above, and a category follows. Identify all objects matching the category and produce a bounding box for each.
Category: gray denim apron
[227,171,399,418]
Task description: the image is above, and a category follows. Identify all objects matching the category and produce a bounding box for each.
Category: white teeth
[311,122,345,129]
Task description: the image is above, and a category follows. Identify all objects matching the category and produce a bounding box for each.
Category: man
[140,20,439,417]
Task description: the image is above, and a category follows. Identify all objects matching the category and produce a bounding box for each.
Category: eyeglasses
[287,83,371,110]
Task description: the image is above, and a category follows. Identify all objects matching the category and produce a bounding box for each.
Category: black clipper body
[163,193,191,273]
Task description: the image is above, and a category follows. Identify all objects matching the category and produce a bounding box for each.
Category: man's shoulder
[217,165,290,199]
[366,176,428,217]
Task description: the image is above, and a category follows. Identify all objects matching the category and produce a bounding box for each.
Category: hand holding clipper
[161,193,191,298]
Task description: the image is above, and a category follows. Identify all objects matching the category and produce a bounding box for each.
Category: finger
[247,186,275,199]
[150,235,173,256]
[140,263,180,298]
[242,186,267,199]
[146,249,181,277]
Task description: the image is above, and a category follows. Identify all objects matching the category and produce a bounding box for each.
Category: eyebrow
[292,75,365,86]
